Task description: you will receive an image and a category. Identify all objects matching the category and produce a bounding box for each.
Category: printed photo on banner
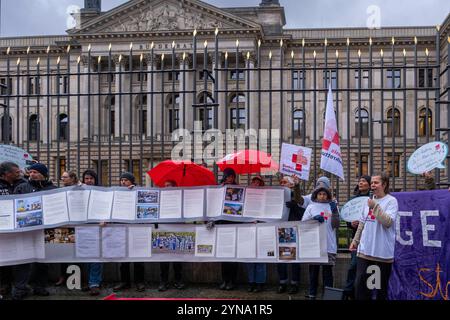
[152,231,196,255]
[136,205,159,220]
[223,186,245,216]
[137,190,159,204]
[280,143,312,181]
[15,196,43,229]
[45,228,75,244]
[278,227,298,260]
[196,244,213,255]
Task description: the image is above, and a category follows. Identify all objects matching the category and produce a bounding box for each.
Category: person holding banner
[342,175,371,300]
[81,169,104,296]
[350,172,399,300]
[113,173,146,293]
[277,175,304,294]
[158,180,185,292]
[246,176,267,293]
[302,186,340,300]
[12,163,57,300]
[0,162,27,299]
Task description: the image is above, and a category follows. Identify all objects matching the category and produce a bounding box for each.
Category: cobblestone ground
[1,284,320,300]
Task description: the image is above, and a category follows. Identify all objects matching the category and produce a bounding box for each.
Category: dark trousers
[12,263,48,297]
[277,263,300,285]
[0,266,12,288]
[343,251,358,294]
[221,262,238,284]
[355,257,392,300]
[160,262,182,283]
[120,262,145,284]
[308,265,334,296]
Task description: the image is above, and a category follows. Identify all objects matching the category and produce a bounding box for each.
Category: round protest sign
[407,142,448,175]
[0,144,35,169]
[339,196,369,223]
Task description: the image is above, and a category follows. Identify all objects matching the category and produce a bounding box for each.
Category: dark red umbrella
[217,150,279,175]
[147,160,217,187]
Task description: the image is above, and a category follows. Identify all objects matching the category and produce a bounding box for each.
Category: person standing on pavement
[114,172,146,293]
[12,163,57,300]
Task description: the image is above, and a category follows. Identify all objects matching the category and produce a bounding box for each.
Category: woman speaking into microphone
[349,172,399,300]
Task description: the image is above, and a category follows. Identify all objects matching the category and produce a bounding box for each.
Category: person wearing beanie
[12,162,56,300]
[302,186,340,300]
[342,175,372,300]
[114,172,146,293]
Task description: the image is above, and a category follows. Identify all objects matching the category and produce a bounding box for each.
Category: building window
[57,157,66,180]
[419,108,433,137]
[28,77,41,95]
[293,109,305,137]
[58,75,68,94]
[229,93,246,129]
[29,115,39,141]
[355,69,369,89]
[93,160,109,186]
[58,114,68,141]
[125,159,142,185]
[0,77,13,95]
[386,108,401,136]
[387,69,401,89]
[355,154,369,177]
[197,92,214,131]
[355,108,369,138]
[0,115,12,142]
[168,71,180,81]
[386,154,401,177]
[136,95,147,135]
[293,71,306,89]
[230,70,245,80]
[167,94,180,133]
[323,70,337,89]
[418,68,433,88]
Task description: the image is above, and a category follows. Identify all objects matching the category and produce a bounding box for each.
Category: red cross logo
[368,209,375,220]
[322,132,340,151]
[292,149,308,171]
[320,212,329,221]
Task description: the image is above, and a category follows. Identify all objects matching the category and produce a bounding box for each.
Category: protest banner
[0,221,328,266]
[0,144,34,169]
[339,196,370,223]
[280,143,312,181]
[389,190,450,300]
[407,141,448,175]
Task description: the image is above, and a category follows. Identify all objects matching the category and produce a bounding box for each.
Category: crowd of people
[0,160,446,300]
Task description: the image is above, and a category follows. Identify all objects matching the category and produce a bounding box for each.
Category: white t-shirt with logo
[358,194,398,260]
[302,202,337,254]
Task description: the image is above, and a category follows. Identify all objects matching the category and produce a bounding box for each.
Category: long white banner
[0,185,291,234]
[0,221,328,266]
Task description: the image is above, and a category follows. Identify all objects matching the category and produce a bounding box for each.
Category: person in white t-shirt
[302,186,340,300]
[349,172,399,300]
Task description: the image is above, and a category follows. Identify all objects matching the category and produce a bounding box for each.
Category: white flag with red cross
[320,85,345,181]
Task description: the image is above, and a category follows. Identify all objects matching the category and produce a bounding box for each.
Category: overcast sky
[1,0,449,37]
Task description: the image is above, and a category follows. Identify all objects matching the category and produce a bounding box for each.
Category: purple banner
[389,190,450,300]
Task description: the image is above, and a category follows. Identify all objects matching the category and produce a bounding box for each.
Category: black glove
[285,201,297,209]
[313,215,325,223]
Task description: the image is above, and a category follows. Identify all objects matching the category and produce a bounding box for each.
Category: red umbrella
[217,150,279,175]
[147,160,217,187]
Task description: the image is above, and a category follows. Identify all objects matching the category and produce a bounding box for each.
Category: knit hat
[316,176,331,190]
[312,187,332,202]
[221,168,237,184]
[28,163,49,178]
[359,175,372,185]
[120,172,136,184]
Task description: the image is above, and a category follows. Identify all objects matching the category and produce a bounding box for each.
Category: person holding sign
[114,173,146,293]
[342,175,371,300]
[302,186,340,300]
[12,163,57,300]
[276,175,304,294]
[349,172,399,300]
[0,162,27,299]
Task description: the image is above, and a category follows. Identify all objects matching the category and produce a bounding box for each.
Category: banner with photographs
[0,185,290,234]
[0,221,328,266]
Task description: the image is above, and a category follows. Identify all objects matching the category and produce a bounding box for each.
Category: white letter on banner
[366,265,381,290]
[396,211,413,246]
[66,265,81,290]
[420,211,441,248]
